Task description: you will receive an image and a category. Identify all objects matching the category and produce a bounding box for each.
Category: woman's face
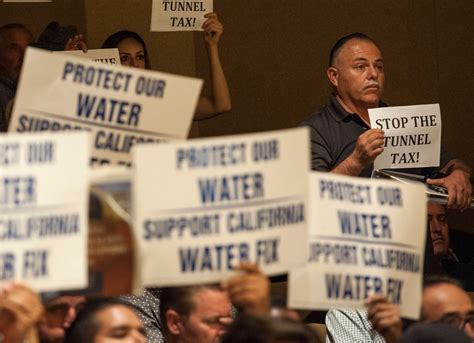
[117,38,146,69]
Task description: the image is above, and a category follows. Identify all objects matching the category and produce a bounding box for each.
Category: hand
[202,12,223,48]
[349,128,385,169]
[0,282,44,343]
[427,169,472,209]
[365,295,402,343]
[221,263,270,315]
[64,34,88,52]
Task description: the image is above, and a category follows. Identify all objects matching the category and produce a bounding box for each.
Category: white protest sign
[9,47,202,167]
[288,172,426,319]
[133,128,309,287]
[0,132,89,292]
[151,0,213,32]
[55,48,121,66]
[369,104,441,170]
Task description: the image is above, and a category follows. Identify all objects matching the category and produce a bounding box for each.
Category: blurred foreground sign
[0,132,89,292]
[133,128,310,287]
[10,48,202,167]
[288,172,426,320]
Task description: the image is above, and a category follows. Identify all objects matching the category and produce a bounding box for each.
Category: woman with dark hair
[101,13,231,121]
[64,298,147,343]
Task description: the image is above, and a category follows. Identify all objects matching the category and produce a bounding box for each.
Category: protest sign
[55,48,121,66]
[369,104,441,170]
[288,172,426,319]
[0,132,89,292]
[151,0,213,31]
[9,47,202,167]
[133,128,309,287]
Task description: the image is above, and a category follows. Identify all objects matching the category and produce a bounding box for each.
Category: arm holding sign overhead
[222,263,270,315]
[0,282,43,343]
[194,13,232,120]
[366,295,403,343]
[427,159,472,209]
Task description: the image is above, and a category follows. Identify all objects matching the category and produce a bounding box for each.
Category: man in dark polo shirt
[301,32,471,209]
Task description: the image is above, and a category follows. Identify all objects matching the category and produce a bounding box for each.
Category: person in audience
[101,12,231,121]
[299,32,471,209]
[0,23,33,131]
[221,314,320,343]
[121,263,270,343]
[326,276,474,342]
[3,21,87,129]
[0,282,44,343]
[39,294,86,343]
[64,297,147,343]
[397,323,471,343]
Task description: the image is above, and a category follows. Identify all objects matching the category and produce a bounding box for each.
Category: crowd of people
[0,9,472,343]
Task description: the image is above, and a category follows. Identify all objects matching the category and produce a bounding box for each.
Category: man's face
[0,28,33,80]
[40,295,86,341]
[328,39,384,111]
[422,283,474,339]
[93,305,147,343]
[428,203,450,256]
[176,289,232,343]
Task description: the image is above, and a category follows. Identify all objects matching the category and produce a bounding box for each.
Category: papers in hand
[371,169,474,209]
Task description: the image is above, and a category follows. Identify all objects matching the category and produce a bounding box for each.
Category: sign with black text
[151,0,213,31]
[369,104,441,170]
[133,128,309,287]
[0,133,89,291]
[289,172,426,319]
[55,48,121,66]
[9,48,202,167]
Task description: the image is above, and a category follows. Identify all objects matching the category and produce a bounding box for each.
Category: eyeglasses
[437,312,474,329]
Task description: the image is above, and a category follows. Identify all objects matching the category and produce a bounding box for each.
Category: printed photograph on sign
[55,48,121,65]
[0,132,89,292]
[151,0,213,32]
[369,104,441,170]
[288,172,426,320]
[9,47,202,167]
[133,128,310,287]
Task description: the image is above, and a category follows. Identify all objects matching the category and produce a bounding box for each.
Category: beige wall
[0,0,86,39]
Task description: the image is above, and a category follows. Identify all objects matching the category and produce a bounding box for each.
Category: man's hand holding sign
[369,104,472,209]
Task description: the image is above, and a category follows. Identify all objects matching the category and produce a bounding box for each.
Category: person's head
[421,276,474,339]
[0,23,34,81]
[101,31,149,69]
[428,203,450,256]
[270,296,301,322]
[40,295,86,341]
[64,297,146,343]
[221,314,319,343]
[160,285,232,343]
[327,32,384,113]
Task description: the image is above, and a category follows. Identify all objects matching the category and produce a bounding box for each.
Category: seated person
[39,294,86,343]
[64,297,147,343]
[121,263,270,343]
[102,12,231,121]
[326,276,474,342]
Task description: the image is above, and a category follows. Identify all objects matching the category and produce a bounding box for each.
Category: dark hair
[328,32,376,67]
[63,297,132,343]
[101,30,150,69]
[423,275,463,290]
[159,285,221,336]
[0,23,33,39]
[221,314,320,343]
